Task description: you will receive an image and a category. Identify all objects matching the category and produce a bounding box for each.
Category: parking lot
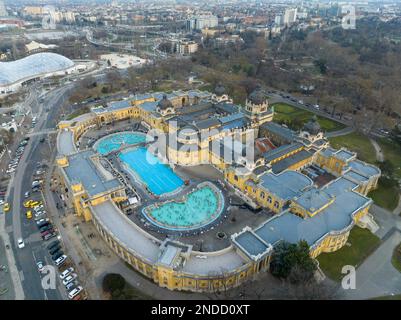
[1,136,87,300]
[19,169,87,300]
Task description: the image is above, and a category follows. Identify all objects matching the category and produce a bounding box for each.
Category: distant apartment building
[50,11,75,23]
[187,15,218,31]
[297,11,308,20]
[283,8,298,26]
[63,11,76,23]
[177,40,198,55]
[23,6,45,15]
[270,25,282,36]
[215,34,243,46]
[274,15,283,26]
[201,28,219,37]
[0,0,7,17]
[25,41,58,53]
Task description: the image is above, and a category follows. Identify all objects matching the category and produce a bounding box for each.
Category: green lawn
[328,132,377,164]
[368,181,400,211]
[66,106,90,120]
[391,243,401,273]
[377,138,401,180]
[272,103,346,132]
[317,226,381,281]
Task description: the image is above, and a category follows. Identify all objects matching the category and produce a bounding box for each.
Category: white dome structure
[0,52,78,95]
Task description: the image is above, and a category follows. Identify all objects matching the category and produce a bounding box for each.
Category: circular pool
[142,183,225,231]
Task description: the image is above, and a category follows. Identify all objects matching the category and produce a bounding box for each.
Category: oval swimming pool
[94,131,147,155]
[142,183,224,231]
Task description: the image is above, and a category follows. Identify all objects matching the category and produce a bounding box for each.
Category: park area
[329,132,377,164]
[272,103,346,132]
[329,132,400,211]
[317,227,381,282]
[368,178,400,211]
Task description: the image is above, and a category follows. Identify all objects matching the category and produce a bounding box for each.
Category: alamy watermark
[42,5,57,30]
[341,265,356,290]
[341,5,356,30]
[41,265,57,290]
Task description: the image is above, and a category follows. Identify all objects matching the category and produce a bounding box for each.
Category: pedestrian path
[0,236,15,300]
[0,211,25,300]
[369,138,384,162]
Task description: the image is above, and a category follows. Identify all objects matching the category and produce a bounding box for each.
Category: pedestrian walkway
[0,211,24,300]
[339,231,401,300]
[369,138,384,162]
[0,236,15,300]
[393,196,401,216]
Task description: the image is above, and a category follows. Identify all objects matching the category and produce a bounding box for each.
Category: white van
[68,286,83,299]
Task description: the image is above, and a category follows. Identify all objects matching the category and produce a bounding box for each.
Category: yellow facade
[55,90,380,293]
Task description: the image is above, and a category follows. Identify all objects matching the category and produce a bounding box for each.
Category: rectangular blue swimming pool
[119,147,184,195]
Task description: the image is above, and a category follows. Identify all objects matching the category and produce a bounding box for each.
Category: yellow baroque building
[55,87,380,292]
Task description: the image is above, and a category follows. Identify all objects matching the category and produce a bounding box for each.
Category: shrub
[102,273,126,293]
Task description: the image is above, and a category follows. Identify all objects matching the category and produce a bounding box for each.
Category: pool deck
[91,199,250,276]
[57,129,77,156]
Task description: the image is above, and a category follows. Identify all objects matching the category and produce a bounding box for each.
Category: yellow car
[29,201,40,208]
[3,203,10,212]
[26,210,32,219]
[23,200,33,208]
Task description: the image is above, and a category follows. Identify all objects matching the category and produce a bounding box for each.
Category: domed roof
[214,83,226,96]
[248,88,266,105]
[157,94,173,110]
[303,115,321,134]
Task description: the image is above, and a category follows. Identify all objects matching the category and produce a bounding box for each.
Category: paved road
[336,204,401,299]
[325,126,355,138]
[4,84,74,300]
[369,204,401,240]
[370,138,384,162]
[339,230,401,300]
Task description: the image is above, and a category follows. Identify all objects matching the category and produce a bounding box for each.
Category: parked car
[36,261,45,273]
[41,230,52,237]
[65,281,78,291]
[49,245,61,256]
[47,240,60,250]
[37,220,50,228]
[3,202,10,212]
[52,251,64,261]
[59,267,74,280]
[68,286,83,299]
[42,232,56,241]
[63,273,78,286]
[36,218,49,226]
[40,224,53,233]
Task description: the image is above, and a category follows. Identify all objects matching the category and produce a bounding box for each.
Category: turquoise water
[144,186,221,230]
[95,132,146,155]
[119,147,184,195]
